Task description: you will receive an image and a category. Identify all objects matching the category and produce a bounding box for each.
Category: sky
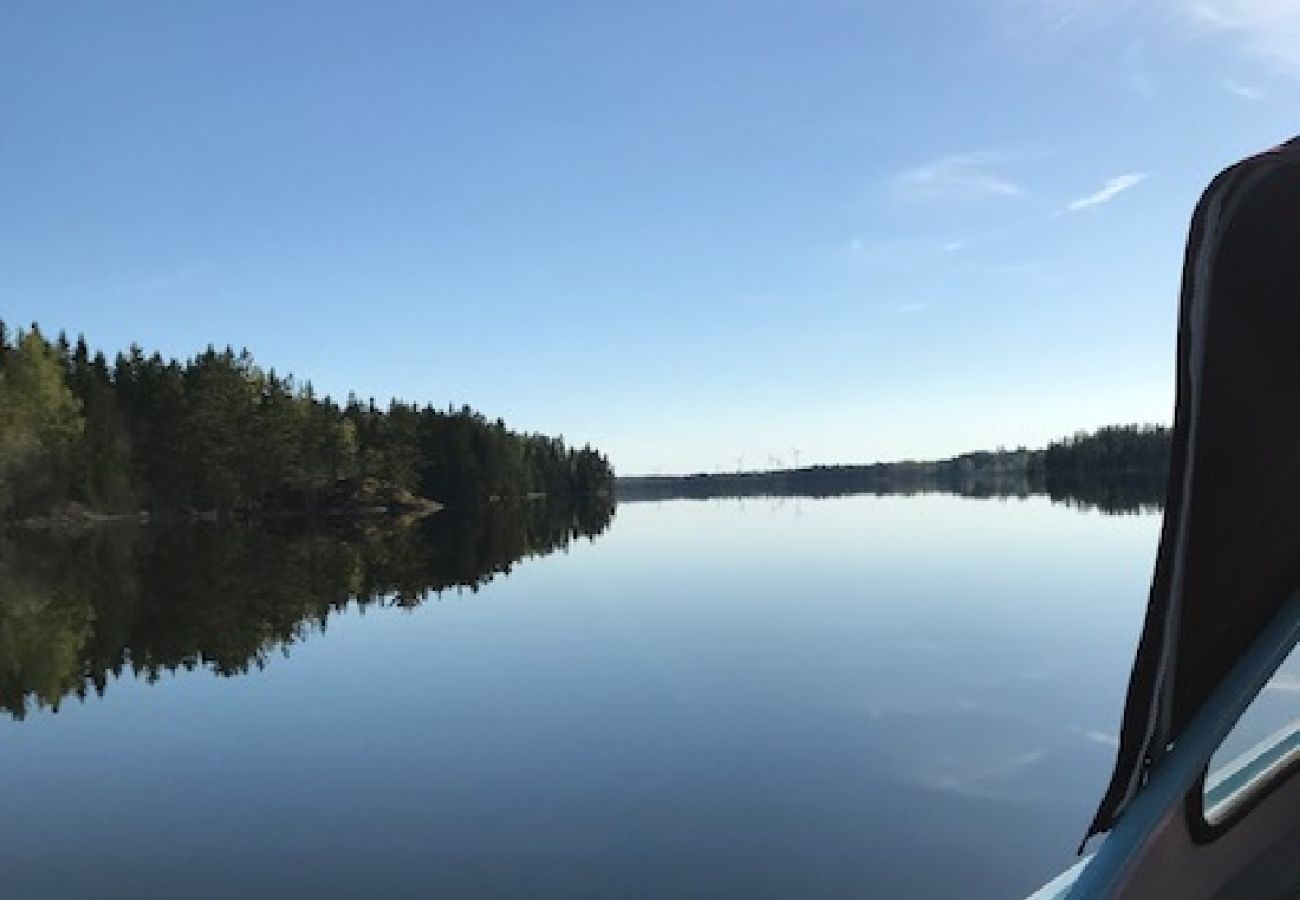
[1,1,1297,474]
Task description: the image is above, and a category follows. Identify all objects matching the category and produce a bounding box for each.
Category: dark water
[0,495,1158,899]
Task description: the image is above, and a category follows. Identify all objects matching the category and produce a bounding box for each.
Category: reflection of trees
[0,496,614,720]
[0,587,96,717]
[1042,472,1166,516]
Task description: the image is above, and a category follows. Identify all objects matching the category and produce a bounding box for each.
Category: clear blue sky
[2,2,1295,474]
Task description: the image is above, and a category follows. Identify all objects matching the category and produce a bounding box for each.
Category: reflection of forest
[617,470,1166,516]
[0,497,614,721]
[1040,473,1165,516]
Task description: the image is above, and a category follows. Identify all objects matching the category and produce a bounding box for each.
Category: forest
[1036,423,1171,477]
[0,323,614,519]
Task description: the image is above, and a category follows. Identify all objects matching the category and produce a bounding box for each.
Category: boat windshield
[1203,641,1300,824]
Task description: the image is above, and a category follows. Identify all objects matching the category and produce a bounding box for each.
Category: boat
[1025,138,1300,899]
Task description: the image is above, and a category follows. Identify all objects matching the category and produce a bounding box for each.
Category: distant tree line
[0,323,613,518]
[618,425,1172,514]
[616,454,1037,503]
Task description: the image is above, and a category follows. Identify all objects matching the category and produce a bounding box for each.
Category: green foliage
[0,327,85,514]
[0,323,614,518]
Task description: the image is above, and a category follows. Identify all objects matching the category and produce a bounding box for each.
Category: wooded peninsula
[0,323,614,521]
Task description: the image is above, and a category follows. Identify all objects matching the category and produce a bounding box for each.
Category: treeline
[617,454,1037,503]
[1036,424,1171,478]
[0,323,613,518]
[617,424,1172,514]
[0,496,614,720]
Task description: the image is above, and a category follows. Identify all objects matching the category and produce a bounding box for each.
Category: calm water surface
[0,495,1158,899]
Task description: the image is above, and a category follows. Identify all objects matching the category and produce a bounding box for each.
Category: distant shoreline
[615,426,1171,515]
[614,468,1166,515]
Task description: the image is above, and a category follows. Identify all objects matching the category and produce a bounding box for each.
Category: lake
[0,494,1159,899]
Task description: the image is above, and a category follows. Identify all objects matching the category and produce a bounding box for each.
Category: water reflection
[0,497,614,720]
[1042,473,1165,516]
[0,494,1157,900]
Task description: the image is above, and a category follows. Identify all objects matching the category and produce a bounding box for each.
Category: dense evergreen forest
[0,323,613,519]
[1036,424,1171,477]
[0,497,614,720]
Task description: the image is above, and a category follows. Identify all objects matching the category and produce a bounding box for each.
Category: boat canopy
[1088,137,1300,840]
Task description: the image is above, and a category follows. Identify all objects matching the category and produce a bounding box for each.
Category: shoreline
[6,499,444,532]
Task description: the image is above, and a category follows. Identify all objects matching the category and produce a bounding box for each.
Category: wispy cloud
[1026,0,1088,32]
[894,151,1024,201]
[1001,0,1127,35]
[1221,76,1264,98]
[1188,1,1300,73]
[1000,0,1163,42]
[1064,173,1147,212]
[1009,1,1300,76]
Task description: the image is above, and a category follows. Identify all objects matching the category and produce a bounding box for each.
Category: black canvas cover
[1088,137,1300,839]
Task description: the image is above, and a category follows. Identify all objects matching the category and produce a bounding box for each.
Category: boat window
[1202,642,1300,825]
